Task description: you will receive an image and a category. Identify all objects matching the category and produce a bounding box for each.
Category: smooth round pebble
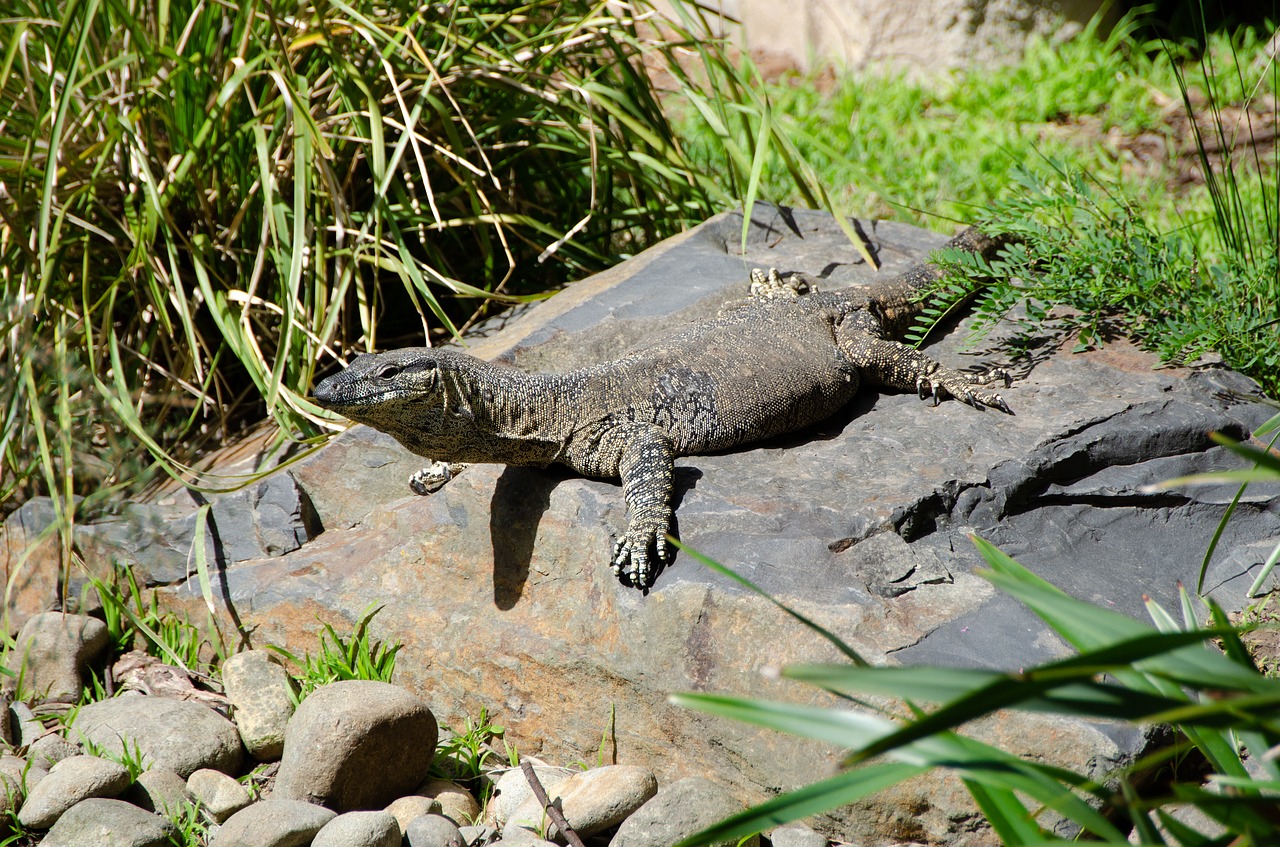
[187,767,252,822]
[313,810,401,847]
[40,798,176,847]
[610,776,757,847]
[124,767,194,816]
[209,799,336,847]
[505,764,657,841]
[273,680,437,811]
[18,755,131,829]
[488,763,573,827]
[414,778,481,825]
[386,794,438,831]
[405,813,464,847]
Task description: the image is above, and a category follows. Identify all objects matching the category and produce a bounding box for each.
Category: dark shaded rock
[610,776,756,847]
[69,694,244,778]
[273,680,438,811]
[34,206,1279,845]
[209,799,336,847]
[12,612,109,700]
[40,798,176,847]
[17,755,131,829]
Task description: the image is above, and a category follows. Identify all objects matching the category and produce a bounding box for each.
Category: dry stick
[520,759,588,847]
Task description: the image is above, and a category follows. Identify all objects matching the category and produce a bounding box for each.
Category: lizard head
[312,347,469,437]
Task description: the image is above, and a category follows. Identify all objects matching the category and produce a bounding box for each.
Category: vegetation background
[1,1,1279,844]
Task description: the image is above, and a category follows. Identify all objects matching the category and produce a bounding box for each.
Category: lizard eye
[377,364,402,380]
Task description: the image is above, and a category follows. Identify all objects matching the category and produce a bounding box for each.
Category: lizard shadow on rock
[488,464,702,606]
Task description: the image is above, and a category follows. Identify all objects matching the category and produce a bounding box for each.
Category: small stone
[70,693,243,778]
[209,799,337,847]
[187,767,252,823]
[125,767,194,816]
[13,612,109,700]
[769,824,829,847]
[459,824,498,845]
[488,763,573,827]
[17,755,132,829]
[28,734,80,769]
[221,650,296,761]
[406,813,464,847]
[273,680,437,811]
[504,765,657,841]
[312,810,401,847]
[386,794,438,831]
[40,797,176,847]
[412,778,481,825]
[610,776,757,847]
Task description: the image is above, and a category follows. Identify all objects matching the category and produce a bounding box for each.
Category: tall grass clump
[0,1,824,555]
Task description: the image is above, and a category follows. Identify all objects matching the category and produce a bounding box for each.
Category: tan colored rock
[412,778,480,826]
[222,649,296,761]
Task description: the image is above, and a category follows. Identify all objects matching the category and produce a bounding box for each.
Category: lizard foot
[408,461,469,495]
[916,367,1013,414]
[610,528,672,590]
[748,268,817,301]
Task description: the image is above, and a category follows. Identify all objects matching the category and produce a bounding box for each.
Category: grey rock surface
[69,694,244,778]
[768,824,829,847]
[39,798,176,847]
[209,799,337,847]
[27,734,80,770]
[609,776,757,847]
[124,766,194,816]
[187,767,252,822]
[75,472,318,587]
[23,205,1278,846]
[405,813,466,847]
[505,765,658,841]
[17,755,131,829]
[221,649,296,761]
[273,679,438,811]
[313,810,402,847]
[12,612,108,700]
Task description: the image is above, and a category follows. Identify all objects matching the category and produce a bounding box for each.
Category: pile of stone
[1,611,830,846]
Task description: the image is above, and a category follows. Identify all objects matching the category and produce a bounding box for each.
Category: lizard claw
[610,527,672,590]
[409,461,467,495]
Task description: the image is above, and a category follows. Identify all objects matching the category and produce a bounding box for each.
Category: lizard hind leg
[843,333,1014,414]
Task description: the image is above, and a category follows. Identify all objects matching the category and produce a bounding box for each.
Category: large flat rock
[14,205,1278,845]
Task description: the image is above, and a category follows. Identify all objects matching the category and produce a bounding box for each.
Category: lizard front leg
[574,422,677,589]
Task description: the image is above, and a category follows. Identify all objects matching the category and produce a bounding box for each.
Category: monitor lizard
[313,226,1012,590]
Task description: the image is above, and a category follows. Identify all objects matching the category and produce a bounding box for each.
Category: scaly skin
[313,226,1013,590]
